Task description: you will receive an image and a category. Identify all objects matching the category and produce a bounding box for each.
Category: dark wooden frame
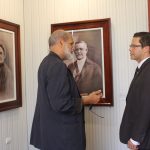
[51,18,113,106]
[148,0,150,30]
[0,19,22,111]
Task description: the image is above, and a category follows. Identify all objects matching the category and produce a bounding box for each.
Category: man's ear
[59,39,64,47]
[143,46,150,53]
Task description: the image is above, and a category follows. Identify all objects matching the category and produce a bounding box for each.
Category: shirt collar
[50,51,62,60]
[77,57,86,72]
[138,57,150,68]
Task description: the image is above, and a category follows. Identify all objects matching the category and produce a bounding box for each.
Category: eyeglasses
[129,44,142,48]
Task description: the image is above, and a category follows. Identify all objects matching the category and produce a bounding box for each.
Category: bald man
[30,30,102,150]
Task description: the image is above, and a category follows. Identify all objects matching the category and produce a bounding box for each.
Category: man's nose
[129,47,132,52]
[72,47,75,52]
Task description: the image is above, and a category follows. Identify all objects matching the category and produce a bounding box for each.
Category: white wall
[24,0,148,150]
[0,0,148,150]
[0,0,28,150]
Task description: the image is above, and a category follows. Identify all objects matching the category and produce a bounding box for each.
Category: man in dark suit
[30,30,102,150]
[120,32,150,150]
[68,41,102,95]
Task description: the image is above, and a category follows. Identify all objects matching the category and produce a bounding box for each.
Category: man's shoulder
[41,53,62,64]
[39,53,66,73]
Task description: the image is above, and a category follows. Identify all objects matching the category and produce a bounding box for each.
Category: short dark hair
[133,32,150,48]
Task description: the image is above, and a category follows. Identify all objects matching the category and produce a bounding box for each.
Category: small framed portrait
[51,18,113,106]
[0,19,22,111]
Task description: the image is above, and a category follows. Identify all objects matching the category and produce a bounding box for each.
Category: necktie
[134,67,140,77]
[74,64,80,82]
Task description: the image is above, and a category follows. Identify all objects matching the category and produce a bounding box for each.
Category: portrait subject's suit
[120,58,150,149]
[68,58,102,94]
[0,63,14,100]
[30,52,85,150]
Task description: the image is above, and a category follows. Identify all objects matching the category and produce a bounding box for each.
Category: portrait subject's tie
[75,64,80,82]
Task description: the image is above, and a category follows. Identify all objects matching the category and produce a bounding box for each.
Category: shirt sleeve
[130,138,140,145]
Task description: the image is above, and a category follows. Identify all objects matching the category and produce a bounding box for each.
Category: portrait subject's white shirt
[77,57,86,73]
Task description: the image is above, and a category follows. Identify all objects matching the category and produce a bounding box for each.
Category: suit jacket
[30,51,85,150]
[120,58,150,149]
[68,58,102,94]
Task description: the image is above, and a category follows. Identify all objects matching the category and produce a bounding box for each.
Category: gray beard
[0,64,7,91]
[64,53,73,60]
[64,46,73,60]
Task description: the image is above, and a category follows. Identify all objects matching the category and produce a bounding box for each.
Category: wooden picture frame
[51,18,113,106]
[148,0,150,31]
[0,19,22,111]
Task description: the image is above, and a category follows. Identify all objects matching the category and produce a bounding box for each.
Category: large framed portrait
[51,18,113,106]
[0,19,22,111]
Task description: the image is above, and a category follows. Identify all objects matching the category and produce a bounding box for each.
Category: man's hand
[82,90,102,105]
[127,139,139,150]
